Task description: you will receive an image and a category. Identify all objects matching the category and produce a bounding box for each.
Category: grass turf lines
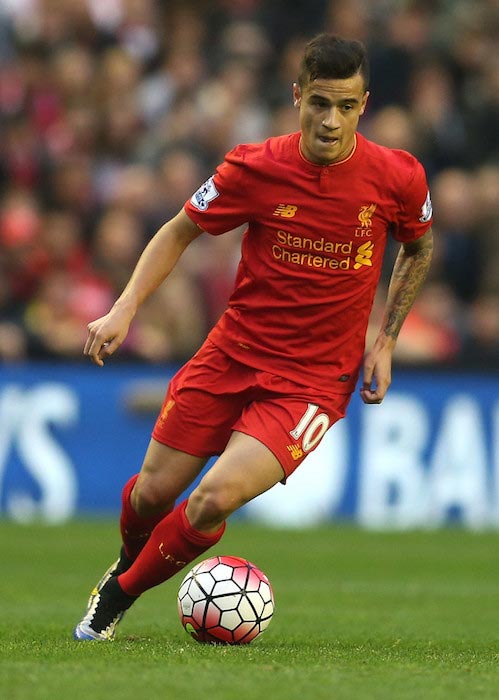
[1,520,498,700]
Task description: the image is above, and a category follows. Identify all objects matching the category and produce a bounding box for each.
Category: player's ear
[359,90,370,116]
[292,83,301,107]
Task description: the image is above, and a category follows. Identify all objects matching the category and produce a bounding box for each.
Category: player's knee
[187,483,243,530]
[131,478,174,517]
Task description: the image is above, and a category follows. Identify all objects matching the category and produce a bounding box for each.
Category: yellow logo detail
[160,399,175,421]
[159,542,186,567]
[354,241,374,269]
[273,204,298,218]
[287,443,304,460]
[358,203,377,228]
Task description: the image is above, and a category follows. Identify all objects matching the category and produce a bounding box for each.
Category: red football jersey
[184,132,432,396]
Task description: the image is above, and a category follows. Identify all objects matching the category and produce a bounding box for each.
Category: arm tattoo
[383,230,434,341]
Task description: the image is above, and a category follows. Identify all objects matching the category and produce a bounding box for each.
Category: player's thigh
[134,438,208,510]
[235,393,349,478]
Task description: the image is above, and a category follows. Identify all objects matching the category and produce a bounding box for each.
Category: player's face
[293,73,369,165]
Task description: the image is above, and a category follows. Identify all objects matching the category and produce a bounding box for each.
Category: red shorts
[152,340,350,478]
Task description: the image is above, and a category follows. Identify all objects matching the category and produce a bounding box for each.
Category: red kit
[184,132,432,397]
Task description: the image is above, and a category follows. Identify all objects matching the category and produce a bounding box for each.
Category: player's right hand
[84,306,133,366]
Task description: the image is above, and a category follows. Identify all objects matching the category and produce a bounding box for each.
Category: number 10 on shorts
[289,403,330,452]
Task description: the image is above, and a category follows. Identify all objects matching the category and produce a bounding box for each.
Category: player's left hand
[360,338,394,404]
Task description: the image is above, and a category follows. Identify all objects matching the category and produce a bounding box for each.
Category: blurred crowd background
[0,0,498,367]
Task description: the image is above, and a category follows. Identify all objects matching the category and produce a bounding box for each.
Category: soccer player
[74,34,433,640]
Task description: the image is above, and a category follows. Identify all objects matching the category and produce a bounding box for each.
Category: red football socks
[119,474,172,560]
[118,500,226,596]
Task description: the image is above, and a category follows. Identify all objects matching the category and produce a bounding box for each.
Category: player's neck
[299,134,357,167]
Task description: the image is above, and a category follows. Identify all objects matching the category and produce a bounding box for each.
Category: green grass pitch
[1,520,498,700]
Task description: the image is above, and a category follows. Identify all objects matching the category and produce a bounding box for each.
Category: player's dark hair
[298,34,369,91]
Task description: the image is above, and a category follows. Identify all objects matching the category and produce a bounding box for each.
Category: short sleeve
[392,159,433,243]
[184,145,252,236]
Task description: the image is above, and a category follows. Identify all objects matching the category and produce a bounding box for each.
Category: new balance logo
[159,399,175,422]
[287,443,304,460]
[273,204,298,218]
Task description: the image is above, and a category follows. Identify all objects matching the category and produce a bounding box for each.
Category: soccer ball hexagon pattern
[177,555,275,644]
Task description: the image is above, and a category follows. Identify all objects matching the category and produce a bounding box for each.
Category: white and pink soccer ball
[177,555,275,644]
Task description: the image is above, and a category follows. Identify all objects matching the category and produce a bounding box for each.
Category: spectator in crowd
[460,292,499,369]
[459,294,499,367]
[473,164,499,298]
[430,168,483,305]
